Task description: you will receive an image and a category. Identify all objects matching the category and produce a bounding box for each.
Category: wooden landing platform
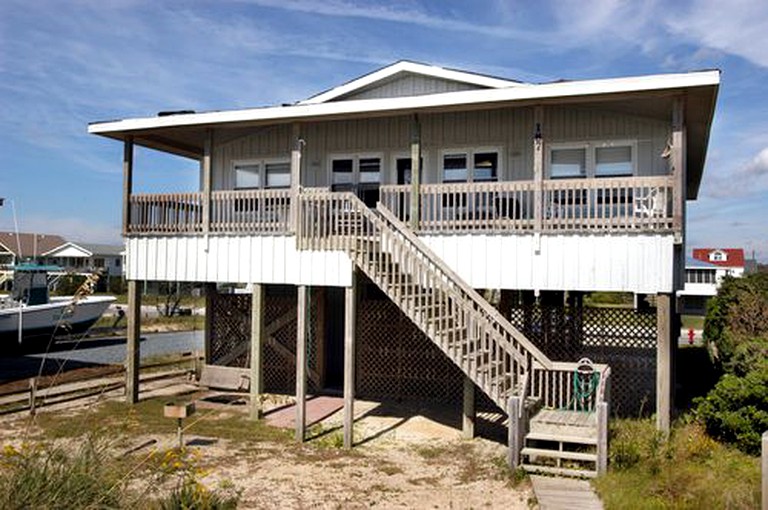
[530,475,603,510]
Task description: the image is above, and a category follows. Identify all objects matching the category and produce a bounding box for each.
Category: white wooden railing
[128,193,204,234]
[127,190,291,235]
[296,191,553,409]
[127,176,676,236]
[381,175,676,234]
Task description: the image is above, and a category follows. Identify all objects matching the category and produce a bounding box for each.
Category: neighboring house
[0,232,67,267]
[41,242,124,277]
[89,60,719,476]
[679,248,745,314]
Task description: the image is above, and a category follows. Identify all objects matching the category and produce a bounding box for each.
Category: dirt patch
[0,388,533,509]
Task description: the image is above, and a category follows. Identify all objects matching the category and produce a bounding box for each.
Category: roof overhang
[89,70,719,199]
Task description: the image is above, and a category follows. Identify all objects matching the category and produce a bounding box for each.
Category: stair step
[521,464,597,479]
[521,447,597,463]
[525,431,598,445]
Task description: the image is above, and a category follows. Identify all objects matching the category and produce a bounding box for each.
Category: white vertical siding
[421,233,675,293]
[209,105,670,189]
[126,235,353,287]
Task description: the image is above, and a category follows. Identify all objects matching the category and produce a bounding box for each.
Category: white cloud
[665,0,768,68]
[703,147,768,198]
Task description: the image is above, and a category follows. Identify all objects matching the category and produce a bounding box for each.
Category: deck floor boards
[531,475,603,510]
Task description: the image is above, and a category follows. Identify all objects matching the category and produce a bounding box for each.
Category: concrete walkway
[531,475,603,510]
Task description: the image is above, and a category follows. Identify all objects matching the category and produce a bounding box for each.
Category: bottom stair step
[522,464,597,479]
[521,447,597,463]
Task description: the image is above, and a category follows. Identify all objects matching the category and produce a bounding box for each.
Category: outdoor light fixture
[534,123,542,141]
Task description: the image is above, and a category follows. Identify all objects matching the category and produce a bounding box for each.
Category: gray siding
[336,72,485,101]
[210,104,670,188]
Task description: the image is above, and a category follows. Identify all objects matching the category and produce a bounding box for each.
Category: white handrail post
[762,430,768,510]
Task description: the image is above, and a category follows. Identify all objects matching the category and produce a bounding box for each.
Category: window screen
[235,163,261,189]
[473,152,498,182]
[443,153,468,182]
[265,162,290,188]
[596,146,632,176]
[550,148,586,178]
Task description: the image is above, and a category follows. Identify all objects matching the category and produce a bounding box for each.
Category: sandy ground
[0,381,534,509]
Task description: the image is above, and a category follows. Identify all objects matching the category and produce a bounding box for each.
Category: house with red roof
[679,248,745,314]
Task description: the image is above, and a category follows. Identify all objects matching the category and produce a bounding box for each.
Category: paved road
[0,331,204,382]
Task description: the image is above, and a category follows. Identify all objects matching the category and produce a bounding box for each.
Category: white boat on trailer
[0,265,115,350]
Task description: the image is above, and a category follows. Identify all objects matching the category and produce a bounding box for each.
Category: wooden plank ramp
[530,475,603,510]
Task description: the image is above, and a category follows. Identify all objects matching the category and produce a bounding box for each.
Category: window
[686,269,716,284]
[474,152,498,182]
[359,158,381,183]
[235,163,261,189]
[443,153,468,183]
[331,159,354,185]
[234,159,291,189]
[266,162,290,188]
[548,142,635,178]
[596,146,632,176]
[710,250,727,262]
[441,149,500,183]
[551,148,586,178]
[329,154,382,207]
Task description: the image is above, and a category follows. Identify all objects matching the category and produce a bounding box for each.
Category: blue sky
[1,0,767,260]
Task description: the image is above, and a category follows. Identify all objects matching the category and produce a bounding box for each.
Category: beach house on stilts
[89,61,719,477]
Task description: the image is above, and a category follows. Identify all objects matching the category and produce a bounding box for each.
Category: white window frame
[328,152,385,187]
[547,140,637,179]
[439,147,503,183]
[233,157,291,190]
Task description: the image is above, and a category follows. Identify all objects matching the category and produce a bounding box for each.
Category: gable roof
[299,61,525,105]
[0,232,66,258]
[692,248,745,268]
[41,241,124,258]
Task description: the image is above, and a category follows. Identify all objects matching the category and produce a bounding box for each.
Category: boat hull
[0,296,116,348]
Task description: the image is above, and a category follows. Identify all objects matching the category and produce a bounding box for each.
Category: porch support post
[462,376,475,439]
[343,270,357,449]
[126,280,141,404]
[533,106,544,236]
[122,136,134,235]
[507,396,523,469]
[656,292,674,433]
[249,283,264,420]
[409,114,421,230]
[203,283,216,364]
[202,129,213,235]
[295,284,308,442]
[672,97,686,243]
[290,123,302,235]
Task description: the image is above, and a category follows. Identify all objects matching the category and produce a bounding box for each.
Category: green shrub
[695,367,768,455]
[704,272,768,368]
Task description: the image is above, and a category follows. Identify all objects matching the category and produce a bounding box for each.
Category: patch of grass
[35,397,291,445]
[681,314,705,330]
[93,314,205,333]
[490,455,528,487]
[595,418,760,509]
[0,436,129,509]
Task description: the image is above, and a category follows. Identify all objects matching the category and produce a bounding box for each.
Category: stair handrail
[375,201,553,370]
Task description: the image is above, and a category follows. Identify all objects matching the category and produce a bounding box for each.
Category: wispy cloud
[703,147,768,198]
[665,0,768,68]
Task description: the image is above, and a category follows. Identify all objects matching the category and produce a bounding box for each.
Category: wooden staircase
[297,192,610,477]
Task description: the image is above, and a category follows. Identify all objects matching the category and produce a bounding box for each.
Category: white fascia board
[299,61,525,105]
[41,242,92,258]
[89,70,720,135]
